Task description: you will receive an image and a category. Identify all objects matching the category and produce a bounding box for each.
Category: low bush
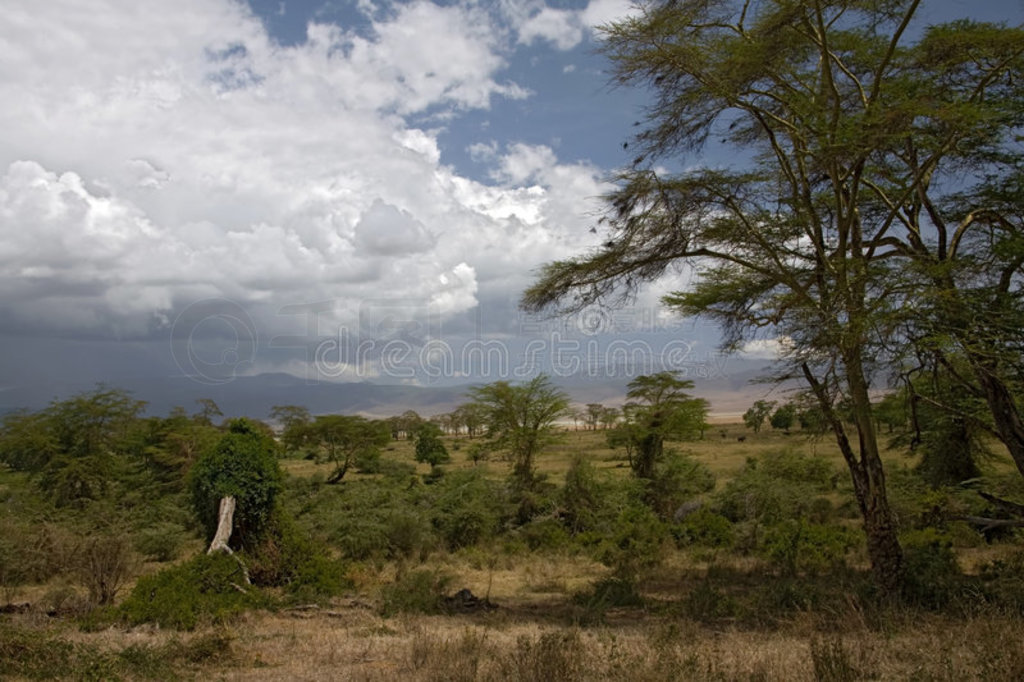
[762,519,857,576]
[119,553,268,630]
[134,522,190,562]
[900,529,966,610]
[717,449,836,525]
[379,568,453,616]
[675,508,735,549]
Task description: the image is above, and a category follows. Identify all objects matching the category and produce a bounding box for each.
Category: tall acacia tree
[523,0,1023,596]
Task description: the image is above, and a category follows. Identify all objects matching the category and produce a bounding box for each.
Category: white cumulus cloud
[0,0,612,358]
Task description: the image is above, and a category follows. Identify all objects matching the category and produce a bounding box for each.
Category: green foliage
[431,470,507,550]
[595,503,669,579]
[242,508,350,599]
[301,414,390,483]
[641,450,715,519]
[619,372,709,481]
[0,387,148,507]
[769,403,795,431]
[379,568,453,617]
[268,404,312,453]
[0,622,233,681]
[134,522,189,562]
[762,520,856,576]
[676,508,735,549]
[120,553,267,630]
[467,375,570,489]
[189,418,282,549]
[743,401,775,434]
[717,450,835,525]
[899,529,965,610]
[559,455,605,535]
[413,422,450,467]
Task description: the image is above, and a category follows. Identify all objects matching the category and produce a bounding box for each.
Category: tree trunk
[803,362,904,598]
[974,365,1024,480]
[206,495,251,586]
[207,496,236,554]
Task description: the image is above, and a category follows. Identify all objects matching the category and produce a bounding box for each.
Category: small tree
[770,404,796,432]
[269,405,312,453]
[743,401,775,434]
[599,406,621,430]
[414,422,451,468]
[189,418,282,551]
[303,415,390,483]
[621,372,709,480]
[468,375,570,489]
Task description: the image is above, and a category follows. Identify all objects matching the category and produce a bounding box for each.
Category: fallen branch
[957,515,1024,534]
[977,491,1024,517]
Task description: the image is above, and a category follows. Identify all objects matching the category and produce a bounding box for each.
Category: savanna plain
[3,410,1024,681]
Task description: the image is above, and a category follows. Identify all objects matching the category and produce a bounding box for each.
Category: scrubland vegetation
[4,384,1024,681]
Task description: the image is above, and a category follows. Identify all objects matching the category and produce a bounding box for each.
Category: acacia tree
[523,0,1023,596]
[742,400,775,434]
[468,375,570,489]
[303,415,390,484]
[621,372,708,479]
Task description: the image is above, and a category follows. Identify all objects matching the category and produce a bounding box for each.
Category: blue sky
[0,0,1021,413]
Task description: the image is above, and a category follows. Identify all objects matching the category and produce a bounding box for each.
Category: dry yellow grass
[19,577,1021,681]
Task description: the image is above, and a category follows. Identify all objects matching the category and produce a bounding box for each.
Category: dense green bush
[762,519,857,576]
[675,508,735,549]
[189,418,282,549]
[641,450,715,519]
[134,522,189,562]
[430,470,507,550]
[379,568,453,616]
[119,553,268,630]
[717,449,835,524]
[594,503,669,578]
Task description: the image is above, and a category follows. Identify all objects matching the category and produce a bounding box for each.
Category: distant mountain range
[0,367,781,420]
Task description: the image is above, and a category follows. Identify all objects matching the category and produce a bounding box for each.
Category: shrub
[76,533,137,605]
[242,509,349,600]
[430,470,506,550]
[135,522,189,562]
[519,518,572,551]
[595,503,669,578]
[414,424,450,467]
[379,568,453,616]
[120,553,267,630]
[676,508,735,549]
[717,449,835,524]
[900,529,965,610]
[642,450,715,519]
[762,520,856,576]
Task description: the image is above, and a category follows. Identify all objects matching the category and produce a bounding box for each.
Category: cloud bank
[0,0,617,369]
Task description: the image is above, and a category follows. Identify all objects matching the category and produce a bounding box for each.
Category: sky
[1,0,1021,412]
